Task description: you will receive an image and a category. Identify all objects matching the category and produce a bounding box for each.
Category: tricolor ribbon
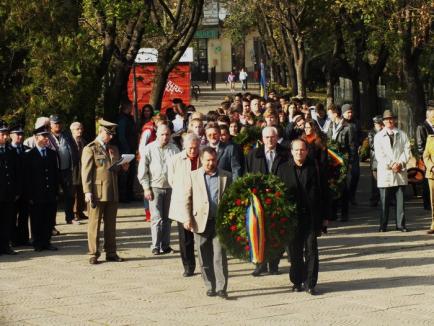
[246,193,266,263]
[327,148,344,167]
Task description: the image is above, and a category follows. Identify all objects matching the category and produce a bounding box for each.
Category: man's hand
[85,193,93,203]
[121,162,129,172]
[391,162,401,173]
[183,219,193,232]
[144,189,154,201]
[395,163,402,172]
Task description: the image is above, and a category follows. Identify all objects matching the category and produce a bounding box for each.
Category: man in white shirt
[138,125,180,255]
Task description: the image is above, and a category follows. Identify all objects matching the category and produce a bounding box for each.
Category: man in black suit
[0,121,20,255]
[24,126,59,252]
[277,139,328,295]
[245,126,290,276]
[9,124,30,247]
[416,105,434,210]
[205,123,243,180]
[116,101,138,203]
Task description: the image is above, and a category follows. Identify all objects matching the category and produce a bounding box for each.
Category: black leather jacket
[416,121,434,157]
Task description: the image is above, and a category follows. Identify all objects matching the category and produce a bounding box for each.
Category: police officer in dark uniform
[24,126,59,252]
[9,124,30,246]
[0,120,19,255]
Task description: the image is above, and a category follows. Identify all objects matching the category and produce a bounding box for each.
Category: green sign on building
[194,28,219,39]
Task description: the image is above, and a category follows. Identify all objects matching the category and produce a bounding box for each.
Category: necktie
[41,148,46,157]
[387,132,394,147]
[0,147,4,154]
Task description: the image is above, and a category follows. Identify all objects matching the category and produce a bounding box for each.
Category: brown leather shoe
[89,257,99,265]
[427,230,434,234]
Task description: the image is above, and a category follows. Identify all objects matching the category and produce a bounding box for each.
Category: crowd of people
[1,90,434,299]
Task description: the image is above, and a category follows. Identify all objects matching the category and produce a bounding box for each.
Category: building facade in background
[191,0,260,83]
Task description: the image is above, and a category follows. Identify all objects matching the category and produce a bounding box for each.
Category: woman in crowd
[301,119,328,169]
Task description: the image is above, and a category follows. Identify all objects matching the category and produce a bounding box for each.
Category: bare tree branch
[156,0,176,25]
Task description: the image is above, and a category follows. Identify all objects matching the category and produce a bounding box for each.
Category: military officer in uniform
[24,125,59,252]
[9,124,31,246]
[0,121,20,255]
[81,120,129,265]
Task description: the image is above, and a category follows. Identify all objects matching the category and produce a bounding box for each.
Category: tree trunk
[325,66,335,108]
[403,51,426,124]
[351,77,361,120]
[281,63,288,88]
[269,63,275,83]
[287,56,297,96]
[360,79,380,128]
[103,62,131,121]
[294,57,306,98]
[149,66,170,111]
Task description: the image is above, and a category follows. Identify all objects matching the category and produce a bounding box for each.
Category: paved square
[1,166,434,325]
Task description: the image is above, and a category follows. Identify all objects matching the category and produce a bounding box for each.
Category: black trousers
[30,202,57,249]
[331,182,349,220]
[11,196,30,245]
[370,171,380,203]
[177,222,196,272]
[289,229,319,289]
[349,158,360,201]
[59,169,74,222]
[0,202,14,252]
[118,159,136,201]
[423,178,430,209]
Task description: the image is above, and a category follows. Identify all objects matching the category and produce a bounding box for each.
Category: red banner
[127,64,191,114]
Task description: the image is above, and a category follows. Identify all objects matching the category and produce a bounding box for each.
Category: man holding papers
[81,120,129,265]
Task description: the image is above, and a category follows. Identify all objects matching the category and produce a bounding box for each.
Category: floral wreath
[216,173,297,263]
[233,126,263,155]
[327,140,349,200]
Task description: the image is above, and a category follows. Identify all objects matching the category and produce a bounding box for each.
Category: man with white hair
[245,126,290,276]
[168,133,201,276]
[24,117,55,149]
[138,125,180,255]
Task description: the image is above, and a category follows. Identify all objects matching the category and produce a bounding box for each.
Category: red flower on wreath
[280,217,288,223]
[275,191,282,198]
[236,236,242,242]
[265,197,273,205]
[251,188,257,194]
[230,225,237,232]
[270,222,276,229]
[279,229,285,235]
[265,188,271,193]
[270,213,276,219]
[235,199,242,206]
[245,245,250,251]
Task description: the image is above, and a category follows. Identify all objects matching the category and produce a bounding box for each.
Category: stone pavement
[2,167,434,326]
[189,82,260,113]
